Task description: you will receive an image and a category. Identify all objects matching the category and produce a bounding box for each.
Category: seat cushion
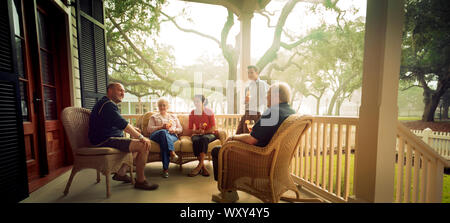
[177,114,192,136]
[76,147,125,156]
[149,139,181,152]
[179,136,221,153]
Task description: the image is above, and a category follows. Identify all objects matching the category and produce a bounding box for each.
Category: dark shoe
[212,191,239,203]
[188,168,202,177]
[201,168,210,177]
[112,173,132,183]
[134,179,159,190]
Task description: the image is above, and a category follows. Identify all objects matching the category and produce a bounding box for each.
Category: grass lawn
[295,154,449,203]
[443,174,450,203]
[398,116,421,121]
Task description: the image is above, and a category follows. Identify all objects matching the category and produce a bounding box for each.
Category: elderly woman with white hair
[147,98,182,178]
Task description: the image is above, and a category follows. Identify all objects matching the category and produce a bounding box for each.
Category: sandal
[188,168,202,177]
[134,179,159,190]
[201,168,210,177]
[112,173,132,183]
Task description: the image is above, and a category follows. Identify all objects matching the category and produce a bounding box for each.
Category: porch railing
[395,123,449,203]
[411,128,450,160]
[122,113,241,137]
[122,113,448,203]
[290,116,359,203]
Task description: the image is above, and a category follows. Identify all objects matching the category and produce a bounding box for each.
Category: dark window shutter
[0,1,15,73]
[76,0,107,109]
[0,0,29,203]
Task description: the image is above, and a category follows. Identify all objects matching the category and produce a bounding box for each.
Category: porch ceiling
[181,0,271,16]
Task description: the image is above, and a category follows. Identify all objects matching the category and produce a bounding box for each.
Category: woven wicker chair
[61,107,134,198]
[217,115,322,203]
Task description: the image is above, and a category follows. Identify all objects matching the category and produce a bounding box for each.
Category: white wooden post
[422,128,433,145]
[353,0,405,203]
[239,12,252,83]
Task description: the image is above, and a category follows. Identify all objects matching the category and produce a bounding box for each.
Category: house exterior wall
[47,0,82,108]
[70,5,82,107]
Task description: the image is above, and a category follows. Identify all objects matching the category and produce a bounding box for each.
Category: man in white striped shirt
[235,65,269,134]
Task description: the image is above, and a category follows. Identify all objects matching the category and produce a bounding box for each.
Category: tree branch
[399,84,422,91]
[106,10,172,82]
[257,9,277,28]
[256,0,302,72]
[160,11,220,45]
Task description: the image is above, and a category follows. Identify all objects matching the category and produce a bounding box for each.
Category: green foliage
[443,174,450,203]
[398,80,424,117]
[106,0,183,98]
[271,4,365,115]
[400,0,450,121]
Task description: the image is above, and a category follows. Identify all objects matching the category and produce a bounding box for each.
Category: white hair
[269,82,292,103]
[157,98,169,105]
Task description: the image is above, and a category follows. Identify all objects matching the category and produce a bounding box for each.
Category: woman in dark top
[188,94,216,177]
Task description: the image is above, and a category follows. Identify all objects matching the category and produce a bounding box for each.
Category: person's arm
[125,124,144,139]
[103,102,128,130]
[147,116,162,135]
[192,124,202,135]
[170,115,183,134]
[188,114,198,135]
[188,113,194,131]
[228,134,258,145]
[124,124,150,149]
[204,113,216,134]
[244,86,250,104]
[204,125,216,134]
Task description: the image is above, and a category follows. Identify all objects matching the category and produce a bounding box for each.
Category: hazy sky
[156,0,367,67]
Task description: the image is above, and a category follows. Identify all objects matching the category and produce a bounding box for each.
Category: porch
[21,114,449,203]
[21,161,320,203]
[1,0,449,203]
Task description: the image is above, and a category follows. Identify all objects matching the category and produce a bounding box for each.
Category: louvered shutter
[0,0,29,202]
[76,0,107,109]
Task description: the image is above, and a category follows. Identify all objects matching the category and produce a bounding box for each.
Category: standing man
[235,65,269,134]
[88,82,158,190]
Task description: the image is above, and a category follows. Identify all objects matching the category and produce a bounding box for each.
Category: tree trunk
[315,97,321,115]
[327,91,339,115]
[421,76,450,122]
[443,105,449,120]
[138,97,142,114]
[422,94,440,122]
[442,90,450,120]
[335,99,343,116]
[226,60,239,114]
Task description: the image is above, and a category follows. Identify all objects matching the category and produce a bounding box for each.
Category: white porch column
[239,12,253,83]
[353,0,404,202]
[237,12,253,114]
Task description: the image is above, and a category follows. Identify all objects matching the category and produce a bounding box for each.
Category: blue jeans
[150,129,179,170]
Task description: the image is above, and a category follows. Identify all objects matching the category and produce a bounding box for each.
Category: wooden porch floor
[21,161,321,203]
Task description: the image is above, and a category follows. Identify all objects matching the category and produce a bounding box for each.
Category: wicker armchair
[61,107,134,198]
[217,115,322,203]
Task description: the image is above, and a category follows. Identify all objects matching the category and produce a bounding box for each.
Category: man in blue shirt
[89,82,158,190]
[211,82,295,202]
